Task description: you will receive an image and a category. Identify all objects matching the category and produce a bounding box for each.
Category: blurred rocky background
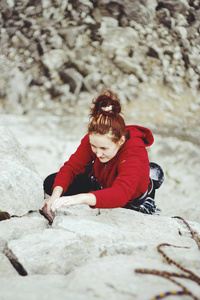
[0,0,200,143]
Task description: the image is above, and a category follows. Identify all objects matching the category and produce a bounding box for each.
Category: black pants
[43,164,93,196]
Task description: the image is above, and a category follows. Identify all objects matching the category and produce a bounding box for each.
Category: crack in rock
[3,243,28,276]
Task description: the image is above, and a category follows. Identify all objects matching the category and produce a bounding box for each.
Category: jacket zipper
[104,162,107,173]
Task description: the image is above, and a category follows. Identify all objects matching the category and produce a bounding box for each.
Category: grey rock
[0,119,44,216]
[0,275,87,300]
[58,26,86,49]
[114,56,147,82]
[7,229,87,275]
[0,252,18,276]
[101,27,138,56]
[0,215,48,249]
[6,67,32,113]
[83,72,102,92]
[59,68,83,95]
[41,49,68,73]
[147,46,160,59]
[156,8,172,28]
[157,0,189,16]
[175,26,188,39]
[11,31,30,48]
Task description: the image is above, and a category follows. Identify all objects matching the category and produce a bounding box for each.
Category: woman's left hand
[51,193,96,212]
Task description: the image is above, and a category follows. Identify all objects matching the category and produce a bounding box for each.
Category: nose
[96,149,103,158]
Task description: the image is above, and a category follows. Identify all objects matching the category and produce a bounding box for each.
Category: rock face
[0,0,200,113]
[0,114,199,300]
[0,118,44,216]
[0,207,200,299]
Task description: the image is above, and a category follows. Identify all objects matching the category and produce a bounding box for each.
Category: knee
[43,173,57,194]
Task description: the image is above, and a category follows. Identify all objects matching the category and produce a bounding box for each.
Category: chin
[99,157,109,163]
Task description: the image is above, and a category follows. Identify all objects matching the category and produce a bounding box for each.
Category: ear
[119,135,126,146]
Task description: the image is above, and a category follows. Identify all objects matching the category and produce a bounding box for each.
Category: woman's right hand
[42,196,56,223]
[41,186,63,223]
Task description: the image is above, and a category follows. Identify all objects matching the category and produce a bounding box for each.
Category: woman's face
[89,133,125,163]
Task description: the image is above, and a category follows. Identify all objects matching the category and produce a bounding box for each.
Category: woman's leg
[123,178,156,213]
[43,173,58,196]
[43,164,93,196]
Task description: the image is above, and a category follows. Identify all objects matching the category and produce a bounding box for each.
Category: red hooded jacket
[52,125,154,209]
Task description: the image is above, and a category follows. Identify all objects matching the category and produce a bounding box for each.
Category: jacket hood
[125,125,154,147]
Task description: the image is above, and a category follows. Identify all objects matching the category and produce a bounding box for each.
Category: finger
[51,198,69,212]
[51,198,63,212]
[42,203,54,223]
[41,209,53,224]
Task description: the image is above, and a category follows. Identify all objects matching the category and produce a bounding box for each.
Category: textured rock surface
[0,119,44,216]
[0,102,199,300]
[0,207,200,300]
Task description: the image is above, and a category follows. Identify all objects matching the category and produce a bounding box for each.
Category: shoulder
[125,125,154,147]
[79,133,91,149]
[81,133,89,143]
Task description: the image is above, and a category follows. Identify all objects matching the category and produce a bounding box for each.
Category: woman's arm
[51,193,97,212]
[52,134,95,194]
[42,135,95,222]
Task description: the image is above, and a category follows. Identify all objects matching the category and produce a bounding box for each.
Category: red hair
[88,90,126,143]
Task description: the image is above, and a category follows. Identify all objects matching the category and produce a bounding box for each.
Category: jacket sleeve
[90,148,149,209]
[52,134,95,193]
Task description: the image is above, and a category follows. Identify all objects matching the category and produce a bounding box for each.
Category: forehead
[89,133,114,147]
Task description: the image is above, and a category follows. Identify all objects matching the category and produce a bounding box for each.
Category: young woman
[42,90,164,223]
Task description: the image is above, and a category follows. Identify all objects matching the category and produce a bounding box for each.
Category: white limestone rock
[0,119,44,216]
[4,207,200,274]
[0,252,18,276]
[7,229,87,275]
[0,215,48,250]
[0,275,87,300]
[41,49,68,72]
[0,207,200,299]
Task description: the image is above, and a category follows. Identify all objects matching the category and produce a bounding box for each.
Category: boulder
[6,67,32,114]
[0,119,44,216]
[41,49,68,73]
[58,26,87,49]
[6,228,87,275]
[157,0,189,16]
[59,68,83,95]
[83,72,102,92]
[0,214,48,250]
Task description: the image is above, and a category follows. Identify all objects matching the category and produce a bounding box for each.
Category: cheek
[107,146,118,157]
[91,147,96,154]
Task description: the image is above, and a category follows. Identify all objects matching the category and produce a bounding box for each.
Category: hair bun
[101,105,113,112]
[90,90,121,118]
[88,89,126,141]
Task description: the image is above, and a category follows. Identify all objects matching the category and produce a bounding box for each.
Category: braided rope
[135,216,200,300]
[157,243,200,284]
[173,216,200,250]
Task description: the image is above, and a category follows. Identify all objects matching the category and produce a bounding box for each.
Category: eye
[100,147,107,150]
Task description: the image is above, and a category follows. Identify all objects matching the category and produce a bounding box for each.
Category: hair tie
[101,105,113,112]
